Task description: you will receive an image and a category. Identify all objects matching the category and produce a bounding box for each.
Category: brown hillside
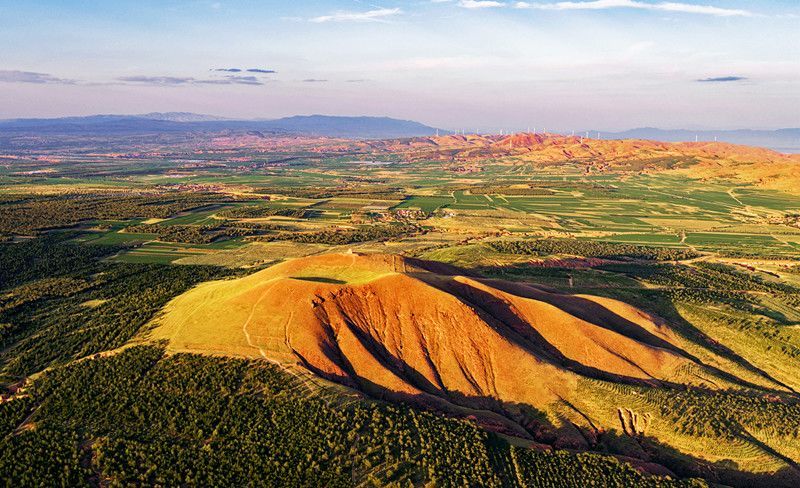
[146,253,772,444]
[374,133,800,191]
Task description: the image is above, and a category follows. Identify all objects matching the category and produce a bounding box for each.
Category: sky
[0,0,798,131]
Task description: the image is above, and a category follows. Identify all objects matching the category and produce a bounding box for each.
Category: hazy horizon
[1,0,798,131]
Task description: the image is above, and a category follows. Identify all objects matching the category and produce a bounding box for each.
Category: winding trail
[727,188,745,207]
[238,271,344,406]
[241,280,282,361]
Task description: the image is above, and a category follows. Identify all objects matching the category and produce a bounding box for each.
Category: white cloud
[459,0,506,8]
[514,1,753,17]
[309,8,402,23]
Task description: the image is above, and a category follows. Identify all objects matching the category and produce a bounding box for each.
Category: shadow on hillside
[471,263,796,394]
[590,428,800,488]
[285,258,800,487]
[409,268,789,397]
[290,276,347,284]
[295,351,800,488]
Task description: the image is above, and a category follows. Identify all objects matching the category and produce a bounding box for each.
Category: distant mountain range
[598,127,800,153]
[137,112,229,122]
[0,113,440,139]
[1,113,797,150]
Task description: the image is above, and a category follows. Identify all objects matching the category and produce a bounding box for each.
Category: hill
[599,128,800,153]
[145,253,800,483]
[375,133,800,192]
[385,133,798,164]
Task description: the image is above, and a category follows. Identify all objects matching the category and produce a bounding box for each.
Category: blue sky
[0,0,798,130]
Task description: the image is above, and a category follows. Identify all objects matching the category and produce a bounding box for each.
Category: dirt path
[727,187,763,218]
[241,281,283,360]
[727,188,746,207]
[239,282,311,387]
[768,232,797,253]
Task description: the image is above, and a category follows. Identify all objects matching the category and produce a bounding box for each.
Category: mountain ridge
[0,113,440,139]
[1,113,797,148]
